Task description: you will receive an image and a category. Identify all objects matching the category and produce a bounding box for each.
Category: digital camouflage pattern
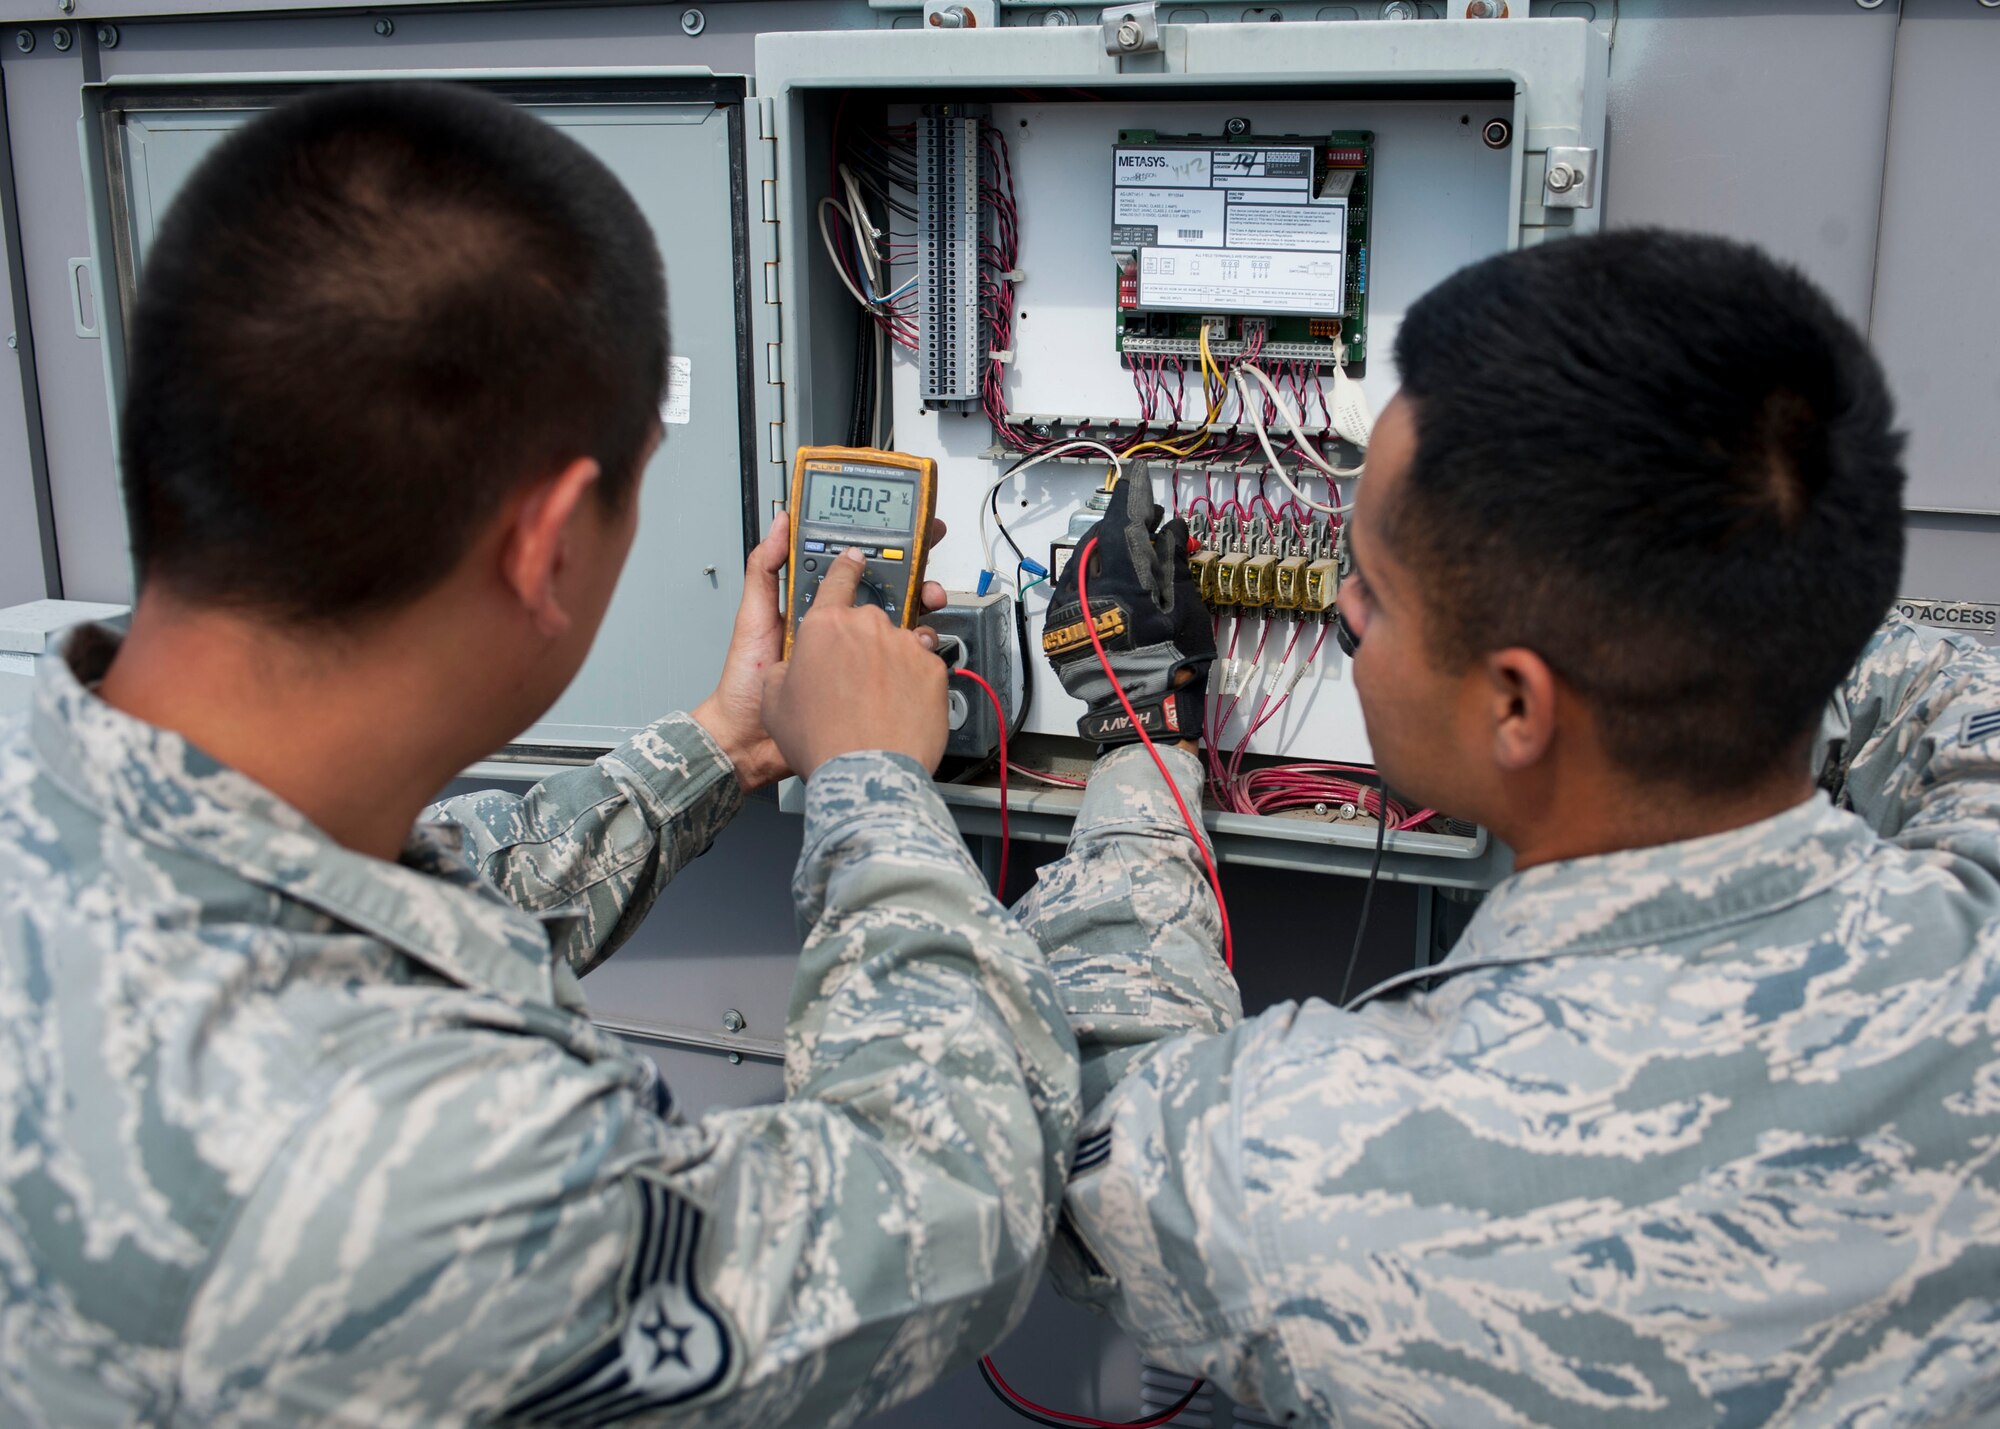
[0,624,1078,1426]
[1020,615,2000,1427]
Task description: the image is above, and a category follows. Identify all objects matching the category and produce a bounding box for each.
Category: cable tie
[990,348,1014,364]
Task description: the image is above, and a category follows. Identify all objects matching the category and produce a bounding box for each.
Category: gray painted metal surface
[2,39,122,601]
[1869,0,2000,518]
[1597,0,1897,328]
[84,81,757,748]
[0,113,44,607]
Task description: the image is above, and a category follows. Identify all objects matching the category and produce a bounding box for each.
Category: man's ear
[1480,646,1560,774]
[499,457,601,638]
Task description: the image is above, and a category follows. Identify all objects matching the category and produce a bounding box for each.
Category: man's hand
[694,515,948,790]
[1042,474,1215,747]
[761,547,948,779]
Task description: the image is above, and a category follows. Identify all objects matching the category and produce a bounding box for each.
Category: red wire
[1075,538,1233,969]
[981,1354,1201,1428]
[951,667,1009,899]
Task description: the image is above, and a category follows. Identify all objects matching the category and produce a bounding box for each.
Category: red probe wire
[977,535,1233,1429]
[980,1353,1202,1428]
[950,666,1010,898]
[1072,536,1233,968]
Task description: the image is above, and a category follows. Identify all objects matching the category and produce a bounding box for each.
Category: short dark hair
[121,81,667,624]
[1388,229,1905,793]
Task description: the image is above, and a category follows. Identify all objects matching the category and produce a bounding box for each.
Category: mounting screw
[94,22,117,46]
[1224,115,1252,139]
[1465,0,1506,14]
[721,1009,746,1033]
[1481,117,1512,149]
[56,0,74,12]
[1116,17,1145,48]
[1853,0,1885,7]
[373,17,394,36]
[680,7,706,35]
[1042,6,1076,22]
[700,564,717,577]
[50,24,70,50]
[727,1051,743,1065]
[1379,0,1418,17]
[1546,161,1577,193]
[12,29,32,52]
[5,334,16,350]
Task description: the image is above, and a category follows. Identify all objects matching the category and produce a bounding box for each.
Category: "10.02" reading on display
[805,472,916,533]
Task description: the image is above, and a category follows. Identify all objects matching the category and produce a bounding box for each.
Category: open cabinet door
[81,71,762,758]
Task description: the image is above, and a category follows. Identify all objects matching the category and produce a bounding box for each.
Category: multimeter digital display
[784,446,938,656]
[802,472,915,532]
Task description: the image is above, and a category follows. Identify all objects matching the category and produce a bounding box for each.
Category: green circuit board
[1112,129,1373,373]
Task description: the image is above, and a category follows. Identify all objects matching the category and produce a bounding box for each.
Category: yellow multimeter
[784,446,939,656]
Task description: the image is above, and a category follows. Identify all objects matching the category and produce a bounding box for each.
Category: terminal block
[917,104,990,411]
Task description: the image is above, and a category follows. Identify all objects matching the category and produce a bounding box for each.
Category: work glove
[1041,474,1215,747]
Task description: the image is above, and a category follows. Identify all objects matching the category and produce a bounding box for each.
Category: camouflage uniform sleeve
[1818,613,2000,867]
[429,712,743,977]
[181,750,1080,1428]
[1012,744,1238,1108]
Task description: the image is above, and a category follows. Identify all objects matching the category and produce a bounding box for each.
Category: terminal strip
[916,105,990,410]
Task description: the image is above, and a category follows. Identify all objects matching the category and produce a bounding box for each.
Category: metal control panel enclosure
[756,18,1606,882]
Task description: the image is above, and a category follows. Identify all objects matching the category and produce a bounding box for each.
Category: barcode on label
[1177,228,1204,239]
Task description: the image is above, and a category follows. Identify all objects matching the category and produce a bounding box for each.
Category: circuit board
[1112,129,1374,372]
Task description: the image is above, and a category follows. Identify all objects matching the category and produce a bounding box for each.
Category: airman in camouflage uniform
[1023,232,2000,1425]
[1025,619,2000,1426]
[0,622,1078,1426]
[0,81,1081,1428]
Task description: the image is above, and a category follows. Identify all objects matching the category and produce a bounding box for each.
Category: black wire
[845,303,875,447]
[1011,564,1035,739]
[990,474,1030,567]
[977,1359,1202,1429]
[853,134,918,181]
[847,166,918,221]
[1339,771,1391,1007]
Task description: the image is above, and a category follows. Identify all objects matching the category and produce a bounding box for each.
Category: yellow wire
[1100,320,1242,496]
[1120,320,1227,465]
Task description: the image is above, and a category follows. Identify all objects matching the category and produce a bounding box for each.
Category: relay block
[1112,129,1374,372]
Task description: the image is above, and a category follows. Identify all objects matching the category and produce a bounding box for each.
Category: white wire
[981,439,1127,579]
[1234,367,1357,516]
[818,197,885,313]
[1236,362,1361,479]
[839,165,885,293]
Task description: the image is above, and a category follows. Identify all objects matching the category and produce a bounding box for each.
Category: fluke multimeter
[784,446,939,657]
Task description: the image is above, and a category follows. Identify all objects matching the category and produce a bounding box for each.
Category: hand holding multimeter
[783,446,940,656]
[761,446,952,779]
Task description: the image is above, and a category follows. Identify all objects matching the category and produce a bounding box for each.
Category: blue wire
[853,230,915,305]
